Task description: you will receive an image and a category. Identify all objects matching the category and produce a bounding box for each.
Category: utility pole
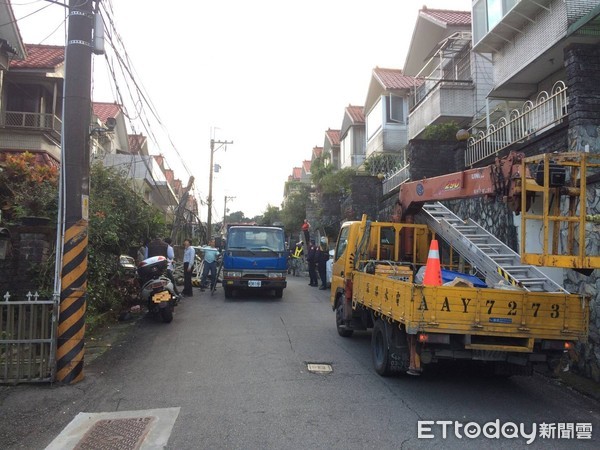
[55,0,95,384]
[223,195,236,229]
[207,138,232,242]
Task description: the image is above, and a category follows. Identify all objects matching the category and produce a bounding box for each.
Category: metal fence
[0,291,58,384]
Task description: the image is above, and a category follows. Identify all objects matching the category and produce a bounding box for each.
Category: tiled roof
[346,105,365,124]
[9,44,64,69]
[421,8,471,26]
[325,129,340,146]
[373,67,419,90]
[93,102,122,124]
[128,134,146,155]
[302,160,311,173]
[292,167,302,179]
[312,146,323,158]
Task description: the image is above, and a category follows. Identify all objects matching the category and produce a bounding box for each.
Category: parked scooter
[137,256,178,323]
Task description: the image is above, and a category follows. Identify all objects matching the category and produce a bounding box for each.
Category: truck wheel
[224,287,233,299]
[274,288,283,299]
[335,301,353,337]
[372,319,392,376]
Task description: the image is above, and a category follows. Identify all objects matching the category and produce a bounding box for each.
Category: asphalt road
[1,276,600,449]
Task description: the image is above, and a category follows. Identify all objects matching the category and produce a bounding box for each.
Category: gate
[0,291,58,384]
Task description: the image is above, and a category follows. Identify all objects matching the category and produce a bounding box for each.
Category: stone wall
[565,43,600,153]
[0,225,55,298]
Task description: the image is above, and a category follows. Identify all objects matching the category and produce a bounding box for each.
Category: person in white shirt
[200,239,220,292]
[182,239,195,296]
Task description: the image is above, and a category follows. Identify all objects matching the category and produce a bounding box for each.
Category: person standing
[317,236,329,290]
[301,219,311,245]
[182,238,195,297]
[200,239,220,292]
[137,238,149,264]
[306,239,318,287]
[164,238,180,296]
[145,236,169,259]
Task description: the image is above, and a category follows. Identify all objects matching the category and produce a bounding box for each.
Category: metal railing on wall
[0,291,58,384]
[466,81,568,167]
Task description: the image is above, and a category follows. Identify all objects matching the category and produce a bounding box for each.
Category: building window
[473,0,519,45]
[386,95,404,124]
[367,98,383,140]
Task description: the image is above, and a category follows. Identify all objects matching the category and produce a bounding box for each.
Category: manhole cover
[307,363,333,374]
[74,416,154,450]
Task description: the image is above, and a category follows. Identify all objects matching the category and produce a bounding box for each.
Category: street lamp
[207,138,233,242]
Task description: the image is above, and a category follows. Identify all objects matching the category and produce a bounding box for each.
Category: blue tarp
[441,269,487,288]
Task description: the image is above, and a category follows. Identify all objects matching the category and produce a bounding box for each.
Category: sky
[10,0,472,220]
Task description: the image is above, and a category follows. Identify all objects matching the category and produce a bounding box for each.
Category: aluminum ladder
[419,202,566,293]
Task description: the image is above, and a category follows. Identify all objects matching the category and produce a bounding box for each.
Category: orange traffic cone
[423,239,442,286]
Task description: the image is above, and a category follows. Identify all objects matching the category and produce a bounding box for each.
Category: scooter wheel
[160,307,173,323]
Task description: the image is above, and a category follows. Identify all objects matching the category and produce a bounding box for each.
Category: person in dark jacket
[145,236,168,258]
[317,237,329,290]
[306,239,318,287]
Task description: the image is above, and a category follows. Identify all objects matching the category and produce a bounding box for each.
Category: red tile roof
[93,102,122,124]
[420,8,471,26]
[312,146,323,158]
[346,105,365,124]
[373,67,420,90]
[9,44,64,70]
[292,167,302,180]
[325,129,340,146]
[302,160,311,173]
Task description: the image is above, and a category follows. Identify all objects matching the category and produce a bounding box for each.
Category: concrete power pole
[207,138,232,242]
[55,0,95,384]
[223,195,236,229]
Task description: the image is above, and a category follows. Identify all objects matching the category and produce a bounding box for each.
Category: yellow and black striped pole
[56,0,94,384]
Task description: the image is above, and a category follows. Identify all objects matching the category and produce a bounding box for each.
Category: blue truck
[222,225,288,298]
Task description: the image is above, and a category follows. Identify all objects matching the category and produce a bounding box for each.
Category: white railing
[382,164,410,196]
[466,81,568,167]
[1,111,63,137]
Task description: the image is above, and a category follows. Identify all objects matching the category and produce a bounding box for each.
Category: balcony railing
[382,164,410,196]
[466,81,567,167]
[1,111,62,137]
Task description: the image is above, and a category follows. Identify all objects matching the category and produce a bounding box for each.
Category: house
[0,0,25,77]
[468,0,600,165]
[340,104,365,168]
[403,8,491,142]
[363,67,417,193]
[364,67,416,157]
[91,101,129,158]
[323,128,340,170]
[1,44,64,166]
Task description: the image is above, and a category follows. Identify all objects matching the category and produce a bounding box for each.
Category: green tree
[259,204,281,226]
[281,186,309,235]
[226,210,246,223]
[421,121,460,140]
[0,152,59,223]
[86,163,166,319]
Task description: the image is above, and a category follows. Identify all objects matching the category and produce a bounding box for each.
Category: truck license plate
[248,280,261,288]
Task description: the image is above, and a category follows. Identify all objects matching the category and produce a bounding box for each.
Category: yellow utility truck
[330,214,589,376]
